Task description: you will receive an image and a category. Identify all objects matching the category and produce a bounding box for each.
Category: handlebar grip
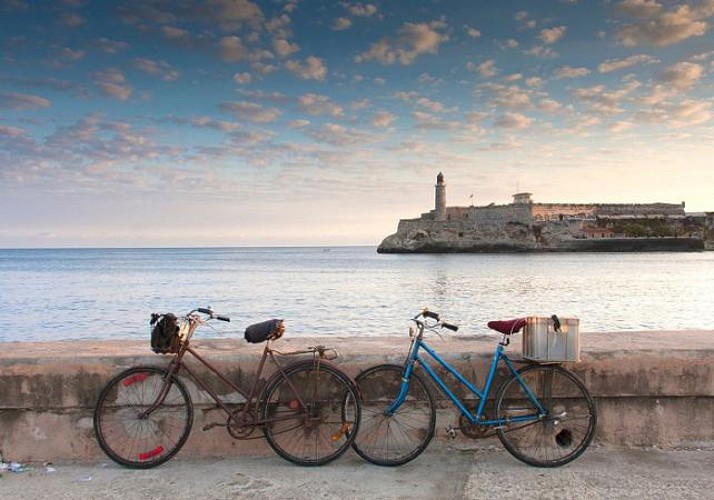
[197,308,212,315]
[216,315,230,322]
[423,310,440,320]
[442,322,459,332]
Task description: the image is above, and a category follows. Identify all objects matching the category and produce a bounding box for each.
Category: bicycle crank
[458,413,495,439]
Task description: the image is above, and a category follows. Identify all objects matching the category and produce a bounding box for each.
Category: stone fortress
[378,173,714,253]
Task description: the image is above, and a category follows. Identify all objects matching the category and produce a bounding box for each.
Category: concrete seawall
[1,330,713,462]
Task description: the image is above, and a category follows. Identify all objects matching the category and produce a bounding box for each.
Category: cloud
[94,69,132,101]
[464,25,481,39]
[119,0,264,32]
[666,99,712,126]
[478,59,498,77]
[59,12,85,28]
[355,21,448,65]
[218,36,248,61]
[91,38,130,54]
[524,45,558,59]
[479,83,533,110]
[347,3,378,17]
[573,80,641,115]
[553,66,591,79]
[297,93,344,118]
[394,92,445,112]
[134,58,179,82]
[464,111,488,132]
[351,99,370,110]
[615,0,713,47]
[161,26,190,40]
[411,111,460,130]
[220,101,281,123]
[538,98,563,113]
[416,97,445,113]
[237,89,290,103]
[251,62,280,75]
[273,38,300,57]
[234,72,251,84]
[287,119,310,128]
[60,48,85,61]
[540,26,567,44]
[525,77,544,87]
[265,13,293,42]
[657,61,704,90]
[494,112,533,129]
[332,17,352,31]
[609,120,636,133]
[182,116,242,132]
[285,56,327,80]
[371,111,396,128]
[0,91,51,110]
[616,0,663,20]
[598,54,658,73]
[0,125,26,137]
[306,123,373,146]
[514,10,537,29]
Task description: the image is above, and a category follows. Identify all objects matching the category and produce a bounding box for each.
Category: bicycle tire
[261,362,360,466]
[93,366,193,469]
[495,364,597,467]
[351,364,436,466]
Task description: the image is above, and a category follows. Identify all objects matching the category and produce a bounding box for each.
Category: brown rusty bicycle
[93,307,360,468]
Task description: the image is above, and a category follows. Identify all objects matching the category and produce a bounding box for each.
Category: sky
[1,0,713,248]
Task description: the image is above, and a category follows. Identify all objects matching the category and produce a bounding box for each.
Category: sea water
[0,247,712,342]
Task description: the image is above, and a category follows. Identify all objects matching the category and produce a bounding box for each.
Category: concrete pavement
[1,446,713,499]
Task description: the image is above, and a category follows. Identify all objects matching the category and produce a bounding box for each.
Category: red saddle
[487,318,527,335]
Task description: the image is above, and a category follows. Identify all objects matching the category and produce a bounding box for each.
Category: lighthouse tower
[435,172,446,221]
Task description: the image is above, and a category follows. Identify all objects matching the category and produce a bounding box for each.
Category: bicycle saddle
[487,318,527,335]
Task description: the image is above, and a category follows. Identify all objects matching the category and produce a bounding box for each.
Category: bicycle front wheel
[262,362,360,466]
[93,366,193,469]
[495,364,597,467]
[352,364,436,466]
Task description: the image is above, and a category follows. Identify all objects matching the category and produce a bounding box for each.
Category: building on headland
[378,173,712,253]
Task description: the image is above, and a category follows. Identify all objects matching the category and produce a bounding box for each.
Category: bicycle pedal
[202,422,225,432]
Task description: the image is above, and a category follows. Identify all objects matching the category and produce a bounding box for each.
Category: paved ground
[1,446,713,500]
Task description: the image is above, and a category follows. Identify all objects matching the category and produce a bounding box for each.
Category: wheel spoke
[263,364,360,465]
[94,367,193,469]
[496,365,597,467]
[352,364,435,466]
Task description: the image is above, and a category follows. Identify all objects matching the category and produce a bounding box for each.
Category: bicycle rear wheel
[495,364,597,467]
[93,366,193,469]
[262,362,360,466]
[351,364,436,466]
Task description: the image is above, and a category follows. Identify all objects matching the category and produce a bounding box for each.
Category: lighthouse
[435,172,446,221]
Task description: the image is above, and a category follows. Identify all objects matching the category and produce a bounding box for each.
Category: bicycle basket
[244,319,284,343]
[150,313,181,354]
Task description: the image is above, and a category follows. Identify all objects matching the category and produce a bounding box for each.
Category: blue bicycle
[352,310,597,467]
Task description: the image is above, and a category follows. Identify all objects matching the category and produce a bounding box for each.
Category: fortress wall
[467,205,532,225]
[533,204,596,221]
[596,203,685,217]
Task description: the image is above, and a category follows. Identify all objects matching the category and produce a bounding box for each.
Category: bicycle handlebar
[417,309,459,332]
[442,322,459,332]
[196,307,231,322]
[422,310,440,321]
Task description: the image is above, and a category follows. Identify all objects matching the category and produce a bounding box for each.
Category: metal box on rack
[522,316,580,362]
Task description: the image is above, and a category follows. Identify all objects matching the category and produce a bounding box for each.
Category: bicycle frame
[387,331,546,427]
[155,321,331,430]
